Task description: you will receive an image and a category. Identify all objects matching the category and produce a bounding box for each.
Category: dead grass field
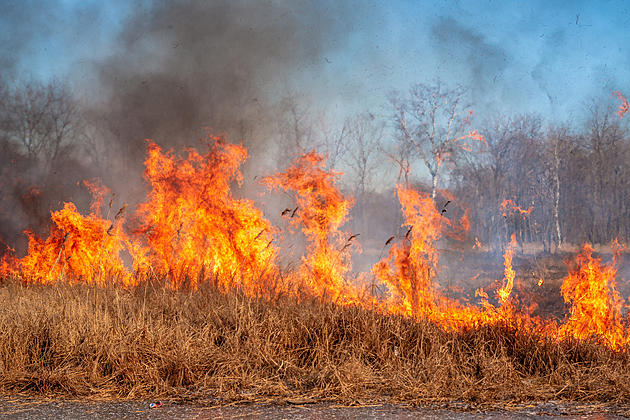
[0,276,629,406]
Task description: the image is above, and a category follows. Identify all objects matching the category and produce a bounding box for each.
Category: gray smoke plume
[87,0,353,191]
[0,0,356,252]
[430,16,509,112]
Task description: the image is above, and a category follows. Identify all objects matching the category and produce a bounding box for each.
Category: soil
[0,398,627,420]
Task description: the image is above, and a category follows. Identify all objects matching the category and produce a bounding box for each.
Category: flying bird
[441,200,451,215]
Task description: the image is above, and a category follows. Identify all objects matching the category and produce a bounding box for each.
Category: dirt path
[0,398,627,419]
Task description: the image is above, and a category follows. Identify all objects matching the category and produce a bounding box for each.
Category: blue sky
[307,0,630,121]
[2,0,630,123]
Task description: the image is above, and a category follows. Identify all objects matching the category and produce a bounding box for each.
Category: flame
[500,199,533,219]
[372,186,443,318]
[497,234,517,304]
[371,186,507,330]
[559,243,627,349]
[1,182,133,286]
[613,91,629,118]
[460,110,486,146]
[2,137,630,350]
[462,109,474,125]
[264,152,357,302]
[458,129,486,146]
[475,288,489,300]
[133,138,277,291]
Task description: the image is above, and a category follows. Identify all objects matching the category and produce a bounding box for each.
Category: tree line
[1,77,629,254]
[276,83,630,252]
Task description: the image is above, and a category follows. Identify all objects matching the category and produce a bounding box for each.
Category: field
[0,140,629,409]
[1,271,629,408]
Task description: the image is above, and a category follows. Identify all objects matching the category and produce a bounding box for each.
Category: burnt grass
[0,273,629,407]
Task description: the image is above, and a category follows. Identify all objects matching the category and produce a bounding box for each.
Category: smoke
[0,0,104,80]
[0,0,356,253]
[87,0,353,190]
[430,16,509,111]
[0,0,53,78]
[530,29,566,110]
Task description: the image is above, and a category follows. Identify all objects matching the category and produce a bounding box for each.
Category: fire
[497,234,517,304]
[1,136,630,350]
[500,199,533,219]
[459,129,486,144]
[264,152,358,302]
[372,186,443,318]
[559,243,627,349]
[371,186,505,330]
[613,91,629,118]
[1,182,133,286]
[462,109,474,125]
[133,138,277,291]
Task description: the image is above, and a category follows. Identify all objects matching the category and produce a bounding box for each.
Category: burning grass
[2,137,630,406]
[0,278,629,405]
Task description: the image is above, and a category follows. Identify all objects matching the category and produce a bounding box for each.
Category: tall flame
[497,234,517,304]
[1,138,629,350]
[264,152,357,302]
[372,186,443,318]
[133,137,277,291]
[559,243,627,349]
[1,182,132,286]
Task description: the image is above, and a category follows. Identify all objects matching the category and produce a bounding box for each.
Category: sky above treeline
[2,0,630,123]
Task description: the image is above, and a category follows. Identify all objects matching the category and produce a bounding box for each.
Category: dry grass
[0,278,629,407]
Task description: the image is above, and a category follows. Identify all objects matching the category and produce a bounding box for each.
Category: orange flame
[133,137,277,291]
[370,187,505,330]
[459,129,486,143]
[372,186,444,318]
[613,91,629,119]
[462,109,474,125]
[457,130,487,152]
[2,136,630,350]
[1,182,133,286]
[500,199,533,219]
[497,234,517,304]
[264,152,357,302]
[559,243,627,349]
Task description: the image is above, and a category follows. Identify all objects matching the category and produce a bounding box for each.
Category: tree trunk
[431,171,438,205]
[552,139,562,250]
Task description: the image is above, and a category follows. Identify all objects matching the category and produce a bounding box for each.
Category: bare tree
[543,126,574,250]
[581,100,628,243]
[0,78,9,142]
[453,114,543,248]
[4,79,80,166]
[274,93,350,170]
[316,114,348,170]
[380,127,413,187]
[343,112,385,234]
[274,94,316,167]
[46,81,79,163]
[344,113,384,197]
[391,81,482,203]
